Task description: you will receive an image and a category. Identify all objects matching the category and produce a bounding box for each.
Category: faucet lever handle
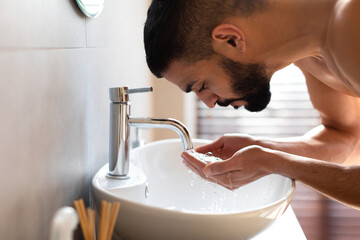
[126,87,153,94]
[110,86,153,103]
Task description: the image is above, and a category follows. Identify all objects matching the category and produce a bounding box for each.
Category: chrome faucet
[108,86,193,179]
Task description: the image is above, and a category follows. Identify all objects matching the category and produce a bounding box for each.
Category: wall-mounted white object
[49,207,79,240]
[75,0,104,18]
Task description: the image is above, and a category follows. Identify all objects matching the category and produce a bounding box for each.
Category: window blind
[196,64,360,240]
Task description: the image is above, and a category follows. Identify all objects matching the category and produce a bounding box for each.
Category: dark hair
[144,0,267,78]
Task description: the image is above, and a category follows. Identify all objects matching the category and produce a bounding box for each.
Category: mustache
[216,97,244,107]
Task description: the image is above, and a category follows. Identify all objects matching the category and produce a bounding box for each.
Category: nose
[196,91,219,108]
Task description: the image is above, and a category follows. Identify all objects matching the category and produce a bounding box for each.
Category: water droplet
[145,183,149,198]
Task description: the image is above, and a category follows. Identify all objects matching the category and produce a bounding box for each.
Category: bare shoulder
[325,0,360,94]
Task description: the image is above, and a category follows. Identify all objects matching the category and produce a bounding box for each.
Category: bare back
[291,0,360,165]
[296,0,360,96]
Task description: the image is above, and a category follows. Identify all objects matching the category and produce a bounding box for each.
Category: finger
[203,158,240,177]
[182,159,217,184]
[195,138,224,154]
[214,171,266,190]
[181,151,207,170]
[209,171,235,189]
[203,171,241,191]
[232,171,261,183]
[182,159,205,178]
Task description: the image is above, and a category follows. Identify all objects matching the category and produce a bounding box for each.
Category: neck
[236,0,337,72]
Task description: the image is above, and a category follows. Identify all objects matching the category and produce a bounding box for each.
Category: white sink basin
[92,139,295,240]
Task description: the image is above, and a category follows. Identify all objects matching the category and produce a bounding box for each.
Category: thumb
[203,158,236,176]
[195,138,223,154]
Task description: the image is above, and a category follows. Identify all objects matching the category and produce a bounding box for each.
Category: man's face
[163,55,272,112]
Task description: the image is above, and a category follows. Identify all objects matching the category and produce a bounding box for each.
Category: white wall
[0,1,150,239]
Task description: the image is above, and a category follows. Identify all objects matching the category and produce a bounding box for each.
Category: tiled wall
[0,1,151,239]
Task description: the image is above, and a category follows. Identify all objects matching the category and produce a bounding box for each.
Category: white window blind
[197,64,320,139]
[196,64,360,240]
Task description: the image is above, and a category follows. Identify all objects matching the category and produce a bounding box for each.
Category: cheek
[210,78,233,95]
[213,84,241,99]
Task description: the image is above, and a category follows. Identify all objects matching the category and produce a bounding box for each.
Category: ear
[211,24,246,53]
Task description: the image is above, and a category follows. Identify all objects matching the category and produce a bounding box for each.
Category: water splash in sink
[184,167,252,214]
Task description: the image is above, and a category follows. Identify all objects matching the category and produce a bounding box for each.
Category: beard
[218,56,271,112]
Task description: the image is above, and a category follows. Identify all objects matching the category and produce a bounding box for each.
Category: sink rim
[92,138,296,216]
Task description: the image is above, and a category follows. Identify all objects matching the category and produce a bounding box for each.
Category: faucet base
[106,173,131,180]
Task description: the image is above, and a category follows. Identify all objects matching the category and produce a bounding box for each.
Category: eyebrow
[185,81,196,93]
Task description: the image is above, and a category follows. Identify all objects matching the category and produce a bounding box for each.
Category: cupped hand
[204,146,273,190]
[182,145,275,190]
[195,134,257,160]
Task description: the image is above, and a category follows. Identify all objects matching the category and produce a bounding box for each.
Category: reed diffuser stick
[74,199,121,240]
[74,200,92,240]
[87,208,96,240]
[98,201,107,240]
[107,202,121,240]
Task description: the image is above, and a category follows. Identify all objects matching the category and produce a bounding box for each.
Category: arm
[183,144,360,209]
[256,69,360,165]
[268,149,360,209]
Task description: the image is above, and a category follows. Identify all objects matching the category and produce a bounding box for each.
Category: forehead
[162,60,195,90]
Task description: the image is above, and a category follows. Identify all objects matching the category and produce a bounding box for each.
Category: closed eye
[198,83,206,93]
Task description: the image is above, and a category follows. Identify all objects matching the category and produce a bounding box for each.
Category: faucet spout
[129,117,193,150]
[107,86,193,179]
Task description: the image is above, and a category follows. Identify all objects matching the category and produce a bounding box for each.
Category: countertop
[253,206,307,239]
